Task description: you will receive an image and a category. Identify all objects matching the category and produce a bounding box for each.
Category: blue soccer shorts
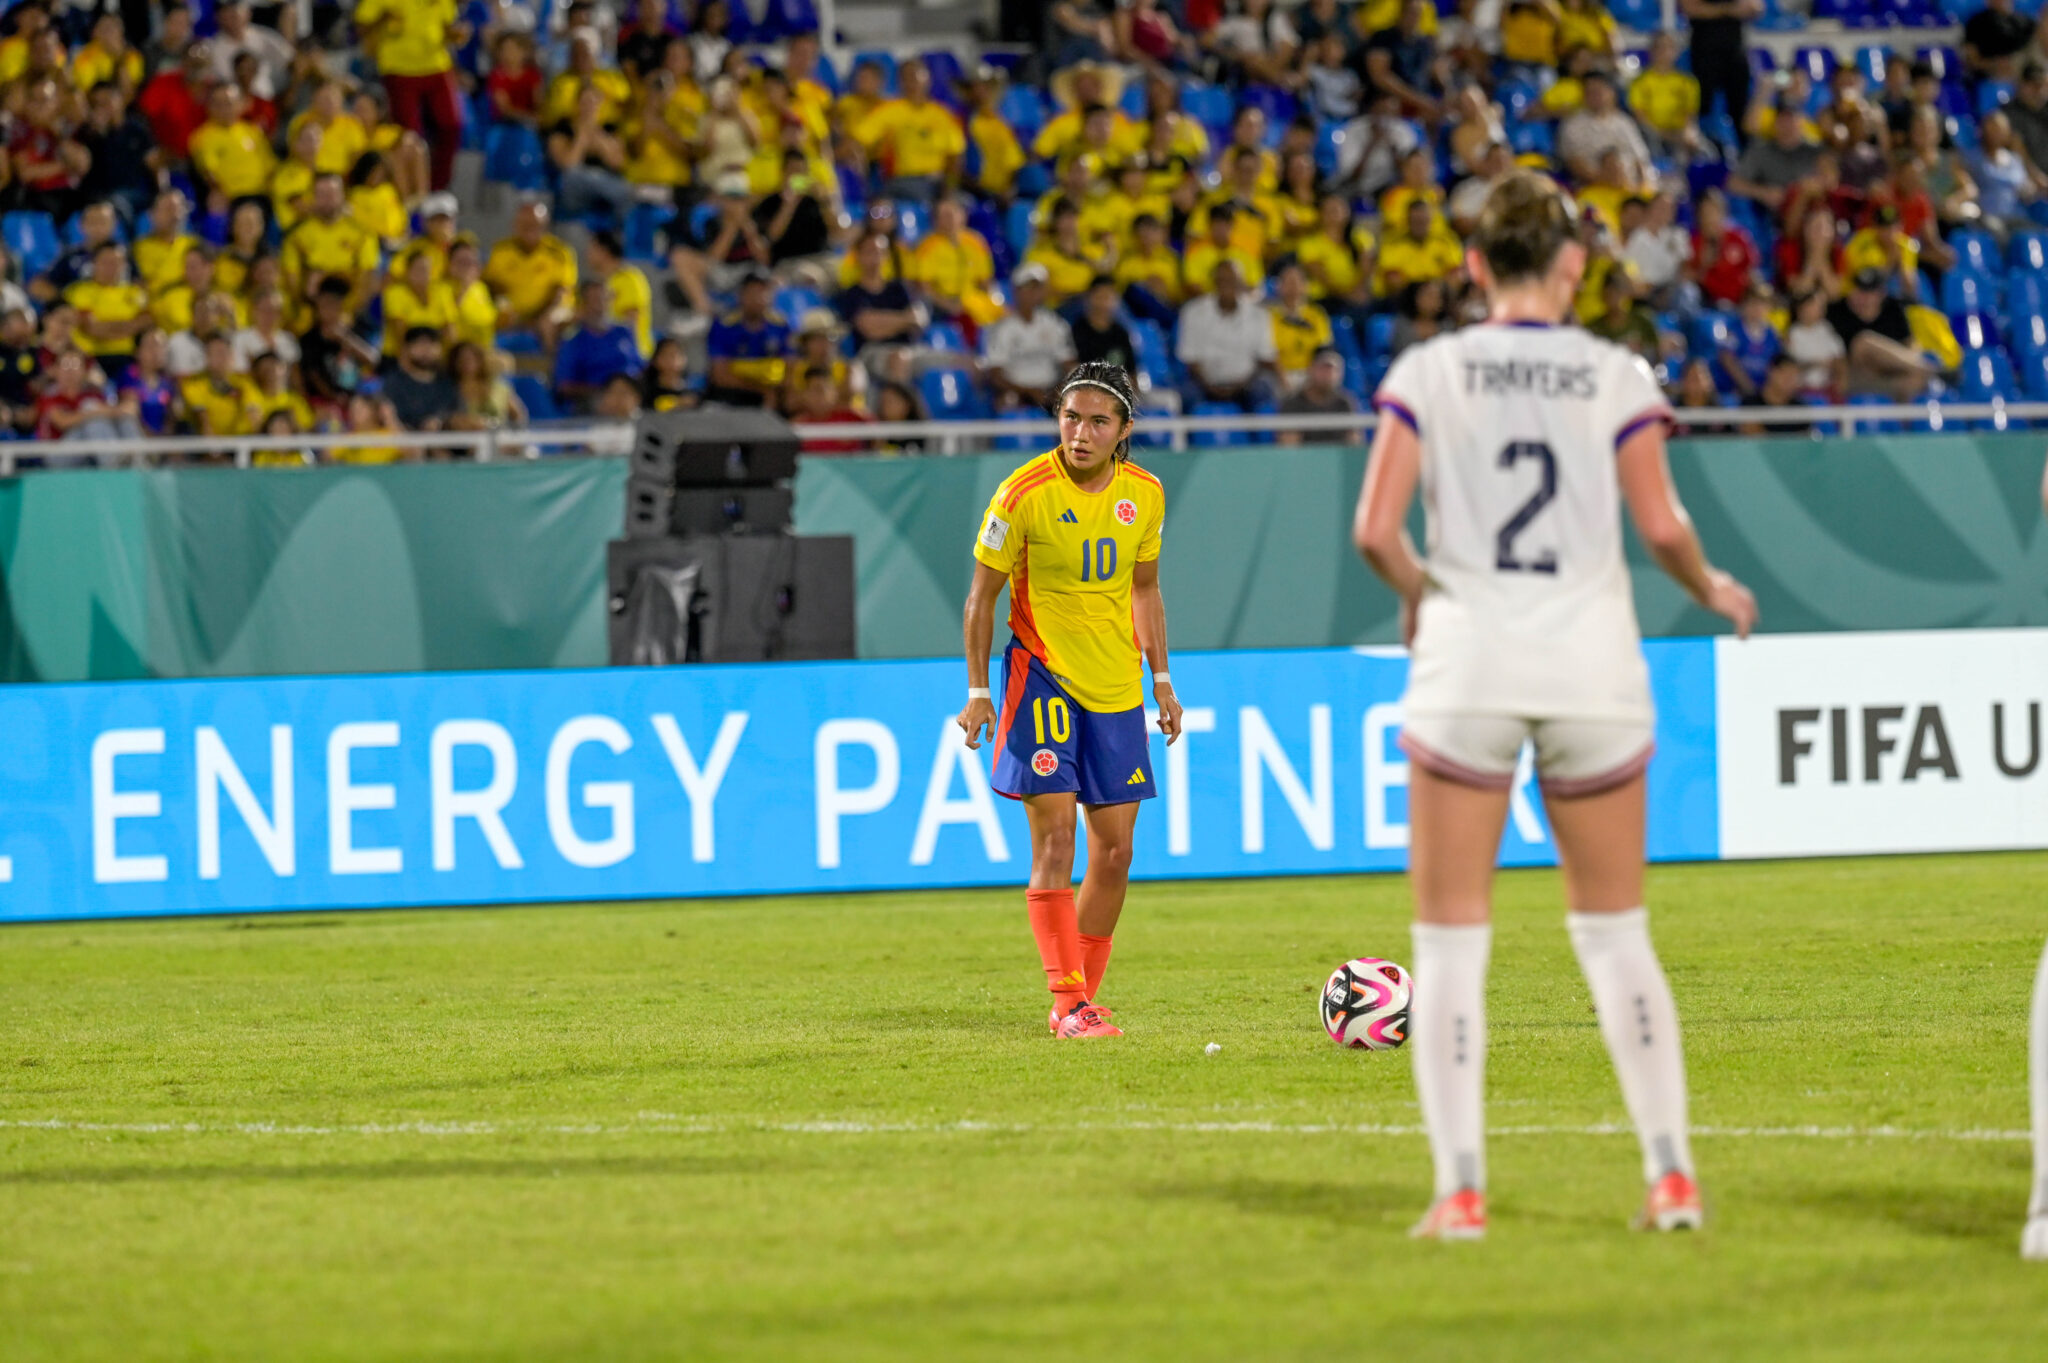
[990,640,1156,806]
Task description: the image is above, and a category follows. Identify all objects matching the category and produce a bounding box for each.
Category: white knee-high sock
[2030,935,2048,1221]
[1410,922,1491,1199]
[1567,908,1695,1185]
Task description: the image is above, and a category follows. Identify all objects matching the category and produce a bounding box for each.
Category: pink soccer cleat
[1634,1171,1705,1232]
[1054,1003,1122,1038]
[1409,1188,1487,1240]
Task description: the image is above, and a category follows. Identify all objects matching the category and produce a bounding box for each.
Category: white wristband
[968,687,991,700]
[1152,672,1172,688]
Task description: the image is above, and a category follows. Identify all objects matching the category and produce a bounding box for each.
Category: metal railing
[2,402,2043,474]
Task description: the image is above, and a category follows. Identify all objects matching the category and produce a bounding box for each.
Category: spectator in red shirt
[791,365,872,452]
[486,32,542,129]
[1776,202,1844,297]
[34,348,125,445]
[137,41,219,162]
[1692,188,1759,308]
[6,78,90,221]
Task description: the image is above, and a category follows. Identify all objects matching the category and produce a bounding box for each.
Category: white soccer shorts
[1399,712,1655,798]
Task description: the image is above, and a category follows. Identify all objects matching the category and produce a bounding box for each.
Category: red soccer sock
[1026,888,1088,1014]
[1080,933,1114,1001]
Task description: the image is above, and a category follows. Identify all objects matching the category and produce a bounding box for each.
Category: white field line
[0,1116,2029,1142]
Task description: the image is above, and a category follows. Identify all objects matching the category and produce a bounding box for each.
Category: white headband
[1059,377,1132,420]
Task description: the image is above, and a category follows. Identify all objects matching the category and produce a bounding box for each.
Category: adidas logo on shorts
[1126,768,1145,785]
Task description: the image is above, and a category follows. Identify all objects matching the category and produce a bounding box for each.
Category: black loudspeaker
[623,480,796,539]
[631,407,801,488]
[607,535,856,664]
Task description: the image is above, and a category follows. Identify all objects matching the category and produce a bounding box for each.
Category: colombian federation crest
[1114,499,1137,526]
[1031,749,1059,776]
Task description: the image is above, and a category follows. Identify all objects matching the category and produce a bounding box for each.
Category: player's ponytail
[1055,363,1140,463]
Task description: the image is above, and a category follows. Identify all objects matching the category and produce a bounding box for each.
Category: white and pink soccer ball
[1321,957,1412,1050]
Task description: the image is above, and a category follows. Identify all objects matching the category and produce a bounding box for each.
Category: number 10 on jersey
[1078,537,1117,582]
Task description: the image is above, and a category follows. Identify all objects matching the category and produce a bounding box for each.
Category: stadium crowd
[3,0,2048,462]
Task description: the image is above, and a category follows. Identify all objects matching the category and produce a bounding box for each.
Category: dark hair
[315,276,352,300]
[403,324,442,346]
[1055,362,1139,463]
[1472,170,1578,286]
[347,151,385,187]
[590,228,624,259]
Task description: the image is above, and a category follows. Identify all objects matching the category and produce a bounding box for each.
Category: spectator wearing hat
[1175,259,1278,413]
[1829,267,1939,400]
[354,0,466,191]
[835,234,924,346]
[483,199,579,353]
[553,280,644,414]
[667,172,770,319]
[982,263,1076,412]
[706,271,793,408]
[783,310,867,416]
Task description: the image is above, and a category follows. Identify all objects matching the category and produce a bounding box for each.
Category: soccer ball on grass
[1320,957,1411,1050]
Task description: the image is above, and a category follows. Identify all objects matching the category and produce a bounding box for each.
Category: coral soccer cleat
[1054,1003,1122,1038]
[1634,1171,1705,1232]
[1409,1188,1486,1240]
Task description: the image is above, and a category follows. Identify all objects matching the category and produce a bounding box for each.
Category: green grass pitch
[4,853,2048,1361]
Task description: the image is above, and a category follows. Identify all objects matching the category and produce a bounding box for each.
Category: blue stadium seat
[1958,348,2018,401]
[1509,121,1554,157]
[1364,313,1396,359]
[1941,269,1999,316]
[998,85,1048,143]
[894,202,925,245]
[1755,0,1807,26]
[1954,311,2001,353]
[2009,230,2048,275]
[1791,47,1838,86]
[1241,85,1299,133]
[1131,400,1177,447]
[1128,318,1176,390]
[2,211,58,279]
[1610,0,1662,27]
[512,373,558,421]
[761,0,820,40]
[850,51,899,96]
[1689,312,1734,361]
[919,367,988,420]
[1004,199,1036,256]
[1980,81,2016,117]
[1119,77,1147,121]
[624,203,675,262]
[1181,81,1235,136]
[993,408,1041,450]
[483,123,547,191]
[923,50,966,105]
[1015,162,1053,197]
[1314,120,1345,179]
[1847,392,1903,434]
[924,319,968,353]
[775,284,823,322]
[1189,401,1252,447]
[2011,310,2048,361]
[1853,44,1889,84]
[1950,227,2001,277]
[62,210,127,246]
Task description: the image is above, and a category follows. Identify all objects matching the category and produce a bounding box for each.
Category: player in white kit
[1352,172,1758,1239]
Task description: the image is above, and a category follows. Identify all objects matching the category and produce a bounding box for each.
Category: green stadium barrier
[0,433,2042,681]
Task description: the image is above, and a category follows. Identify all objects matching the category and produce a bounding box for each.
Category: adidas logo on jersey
[1058,509,1078,523]
[1126,768,1146,785]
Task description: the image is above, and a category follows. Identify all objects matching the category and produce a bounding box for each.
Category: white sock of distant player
[1567,908,1695,1185]
[1410,922,1491,1199]
[2030,935,2048,1223]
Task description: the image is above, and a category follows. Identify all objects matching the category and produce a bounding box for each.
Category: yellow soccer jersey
[973,451,1166,714]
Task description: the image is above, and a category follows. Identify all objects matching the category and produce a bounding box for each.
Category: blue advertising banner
[0,643,1718,923]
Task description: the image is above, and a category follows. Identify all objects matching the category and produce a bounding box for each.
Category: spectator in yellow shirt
[965,70,1026,202]
[589,230,655,358]
[66,243,153,373]
[1555,0,1617,63]
[1113,212,1184,310]
[483,198,579,351]
[149,245,217,335]
[911,195,1006,328]
[348,152,410,250]
[445,239,499,354]
[281,174,380,314]
[542,27,634,126]
[622,67,699,197]
[1184,203,1268,294]
[1023,201,1108,304]
[271,121,323,231]
[1374,199,1465,296]
[182,333,260,438]
[1295,192,1377,334]
[381,250,456,356]
[355,0,465,191]
[73,12,142,95]
[853,59,964,203]
[289,82,370,178]
[1268,259,1334,389]
[246,350,314,434]
[1629,32,1704,157]
[189,83,277,203]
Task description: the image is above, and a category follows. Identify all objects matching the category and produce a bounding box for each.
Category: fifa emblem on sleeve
[1031,749,1059,776]
[1114,499,1137,526]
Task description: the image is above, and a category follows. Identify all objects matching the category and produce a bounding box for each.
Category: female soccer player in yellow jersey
[957,363,1184,1039]
[1353,172,1757,1238]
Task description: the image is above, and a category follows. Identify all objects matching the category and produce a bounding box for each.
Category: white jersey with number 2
[1374,323,1673,723]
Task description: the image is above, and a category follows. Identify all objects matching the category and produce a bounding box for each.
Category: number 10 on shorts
[1032,697,1072,744]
